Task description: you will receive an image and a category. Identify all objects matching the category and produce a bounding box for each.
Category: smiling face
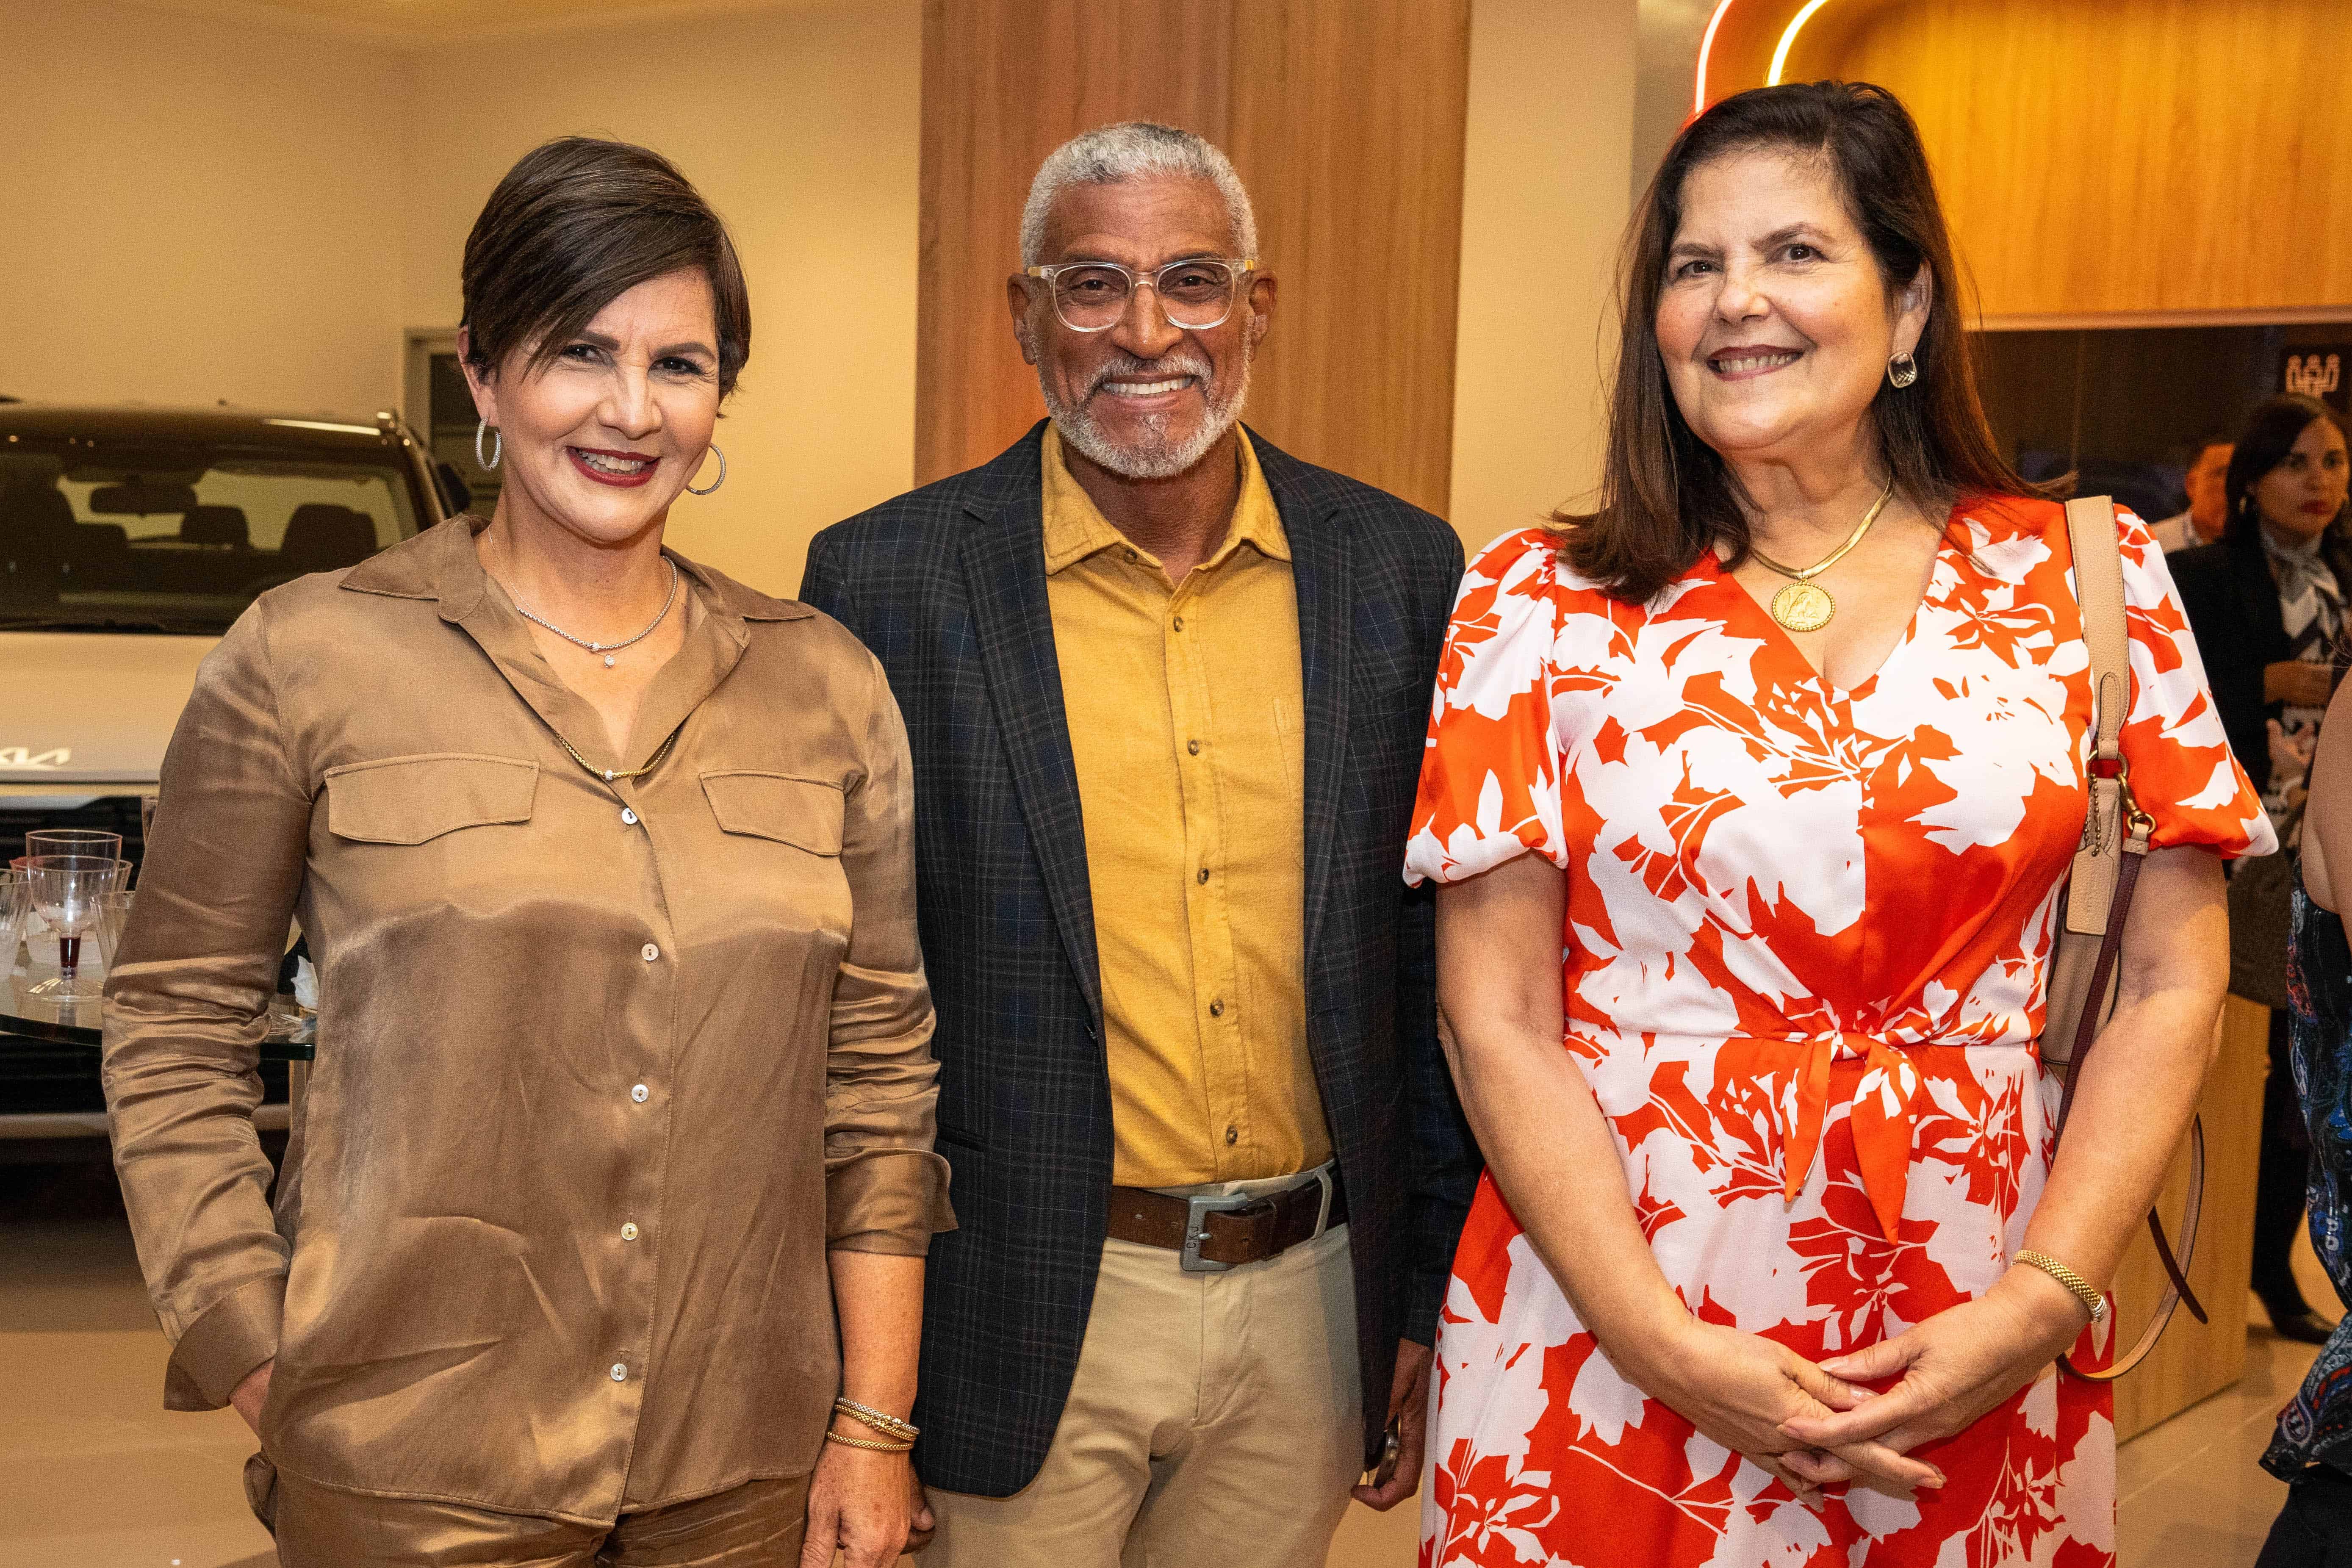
[462,267,723,547]
[2251,417,2350,545]
[1008,175,1272,480]
[1654,148,1929,474]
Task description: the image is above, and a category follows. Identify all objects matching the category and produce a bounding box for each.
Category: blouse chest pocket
[324,754,540,844]
[701,770,845,856]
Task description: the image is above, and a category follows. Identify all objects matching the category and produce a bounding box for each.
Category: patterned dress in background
[1406,498,2273,1567]
[2265,881,2352,1477]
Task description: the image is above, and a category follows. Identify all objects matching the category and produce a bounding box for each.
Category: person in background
[1411,81,2266,1565]
[2152,434,2234,552]
[2258,664,2352,1565]
[2175,394,2352,1345]
[801,122,1478,1567]
[102,137,947,1566]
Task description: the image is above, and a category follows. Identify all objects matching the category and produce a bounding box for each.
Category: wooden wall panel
[1784,0,2352,320]
[915,0,1471,515]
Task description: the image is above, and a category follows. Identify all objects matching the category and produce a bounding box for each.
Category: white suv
[1,401,457,1142]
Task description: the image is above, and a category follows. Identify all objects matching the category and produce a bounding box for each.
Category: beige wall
[1447,0,1639,558]
[2,0,921,601]
[6,0,1639,587]
[0,0,409,414]
[402,1,922,597]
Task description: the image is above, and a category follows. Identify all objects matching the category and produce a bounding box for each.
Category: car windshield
[0,438,423,634]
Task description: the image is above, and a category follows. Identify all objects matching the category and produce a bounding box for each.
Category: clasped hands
[1621,1265,2091,1506]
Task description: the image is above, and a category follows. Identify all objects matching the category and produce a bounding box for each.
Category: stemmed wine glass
[26,829,123,859]
[18,855,131,998]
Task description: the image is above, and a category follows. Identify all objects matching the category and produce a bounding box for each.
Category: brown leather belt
[1107,1166,1346,1272]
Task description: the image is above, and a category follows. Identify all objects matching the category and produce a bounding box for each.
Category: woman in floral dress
[1409,84,2272,1567]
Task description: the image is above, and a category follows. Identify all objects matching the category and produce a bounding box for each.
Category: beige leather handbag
[2043,493,2206,1381]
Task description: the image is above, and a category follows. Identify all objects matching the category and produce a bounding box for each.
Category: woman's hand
[1776,1266,2087,1457]
[2266,660,2334,709]
[2270,717,2318,784]
[1625,1319,1945,1502]
[228,1359,273,1438]
[800,1436,914,1568]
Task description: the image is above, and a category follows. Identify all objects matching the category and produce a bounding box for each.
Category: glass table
[0,985,315,1060]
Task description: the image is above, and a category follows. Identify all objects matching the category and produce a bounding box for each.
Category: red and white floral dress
[1406,498,2272,1568]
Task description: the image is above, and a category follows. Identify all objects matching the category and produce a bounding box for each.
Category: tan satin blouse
[101,517,951,1524]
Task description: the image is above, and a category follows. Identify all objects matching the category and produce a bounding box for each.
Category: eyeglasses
[1022,257,1258,333]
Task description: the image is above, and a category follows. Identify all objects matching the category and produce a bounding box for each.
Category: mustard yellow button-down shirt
[1041,427,1332,1187]
[101,518,950,1524]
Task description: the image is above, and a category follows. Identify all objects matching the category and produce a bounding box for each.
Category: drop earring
[1886,351,1919,389]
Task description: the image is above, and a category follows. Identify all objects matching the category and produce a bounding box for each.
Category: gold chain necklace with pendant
[1747,475,1898,632]
[554,725,679,784]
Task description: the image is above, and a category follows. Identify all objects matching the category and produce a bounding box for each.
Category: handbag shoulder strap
[2050,496,2211,1380]
[2064,494,2132,939]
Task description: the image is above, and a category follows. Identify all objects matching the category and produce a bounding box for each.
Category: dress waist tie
[1781,1032,1924,1244]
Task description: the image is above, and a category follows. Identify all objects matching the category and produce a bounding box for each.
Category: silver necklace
[512,560,679,667]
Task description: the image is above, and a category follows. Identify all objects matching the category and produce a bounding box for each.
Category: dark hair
[461,136,751,397]
[1560,81,2037,602]
[2224,393,2349,549]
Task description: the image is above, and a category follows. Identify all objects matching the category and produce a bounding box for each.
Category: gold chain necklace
[554,725,679,784]
[1747,475,1898,632]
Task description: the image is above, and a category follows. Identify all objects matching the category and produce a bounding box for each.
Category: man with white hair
[802,122,1479,1565]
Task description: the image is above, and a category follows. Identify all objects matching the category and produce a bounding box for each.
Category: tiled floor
[0,1155,2329,1568]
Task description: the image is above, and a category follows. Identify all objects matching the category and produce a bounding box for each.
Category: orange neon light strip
[1692,0,1739,116]
[1768,0,1836,86]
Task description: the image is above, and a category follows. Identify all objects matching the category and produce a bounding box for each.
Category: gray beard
[1041,346,1252,481]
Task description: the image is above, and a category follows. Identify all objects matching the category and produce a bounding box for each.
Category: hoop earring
[685,444,726,496]
[474,420,501,471]
[1887,351,1920,389]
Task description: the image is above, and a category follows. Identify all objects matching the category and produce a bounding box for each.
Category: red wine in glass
[58,933,81,981]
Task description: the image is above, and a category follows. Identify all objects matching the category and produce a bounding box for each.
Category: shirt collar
[1039,424,1289,577]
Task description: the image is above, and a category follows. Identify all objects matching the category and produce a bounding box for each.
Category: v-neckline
[1707,501,1959,701]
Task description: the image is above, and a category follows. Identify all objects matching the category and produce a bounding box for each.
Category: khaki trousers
[928,1191,1363,1568]
[255,1460,809,1567]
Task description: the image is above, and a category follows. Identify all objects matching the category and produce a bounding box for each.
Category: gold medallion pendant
[1749,474,1898,638]
[1769,580,1835,633]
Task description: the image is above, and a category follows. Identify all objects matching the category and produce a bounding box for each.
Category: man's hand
[228,1359,273,1437]
[1352,1339,1432,1510]
[905,1462,937,1552]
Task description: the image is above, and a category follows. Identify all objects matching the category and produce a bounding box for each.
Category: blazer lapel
[958,434,1104,1026]
[1258,434,1353,967]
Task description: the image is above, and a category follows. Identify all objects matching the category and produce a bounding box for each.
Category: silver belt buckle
[1178,1189,1260,1273]
[1177,1165,1336,1274]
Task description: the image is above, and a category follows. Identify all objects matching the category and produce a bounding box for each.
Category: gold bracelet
[2014,1249,2109,1323]
[825,1429,915,1454]
[834,1396,920,1441]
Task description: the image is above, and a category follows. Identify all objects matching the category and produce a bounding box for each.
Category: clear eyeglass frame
[1021,256,1259,333]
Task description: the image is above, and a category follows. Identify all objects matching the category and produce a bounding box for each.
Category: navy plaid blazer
[801,423,1479,1497]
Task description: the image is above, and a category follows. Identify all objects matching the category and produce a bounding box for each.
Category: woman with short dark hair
[2172,393,2352,1346]
[103,136,947,1566]
[1409,83,2269,1564]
